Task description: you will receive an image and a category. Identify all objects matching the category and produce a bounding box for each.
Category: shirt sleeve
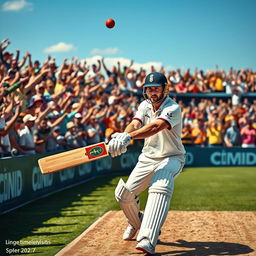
[19,133,26,146]
[158,105,181,128]
[133,101,147,124]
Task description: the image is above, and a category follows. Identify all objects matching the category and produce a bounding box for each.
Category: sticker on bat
[85,143,108,159]
[89,147,103,156]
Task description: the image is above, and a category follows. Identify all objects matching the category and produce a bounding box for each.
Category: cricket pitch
[56,210,256,256]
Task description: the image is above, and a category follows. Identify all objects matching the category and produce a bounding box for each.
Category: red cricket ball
[105,19,115,29]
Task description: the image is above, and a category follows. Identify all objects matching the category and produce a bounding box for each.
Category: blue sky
[1,0,256,71]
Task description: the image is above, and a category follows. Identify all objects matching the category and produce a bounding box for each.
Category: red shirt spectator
[176,80,187,93]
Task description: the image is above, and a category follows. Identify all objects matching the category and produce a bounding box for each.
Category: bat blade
[38,142,108,174]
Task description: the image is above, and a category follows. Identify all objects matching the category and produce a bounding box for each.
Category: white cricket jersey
[133,97,186,159]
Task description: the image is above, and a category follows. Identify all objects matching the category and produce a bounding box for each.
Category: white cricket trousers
[125,154,185,196]
[125,153,185,247]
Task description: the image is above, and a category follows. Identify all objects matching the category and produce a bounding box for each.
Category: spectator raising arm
[0,103,22,137]
[0,39,11,70]
[101,57,111,76]
[23,67,50,94]
[51,112,68,129]
[0,38,10,52]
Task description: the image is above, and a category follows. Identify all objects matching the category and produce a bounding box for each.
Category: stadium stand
[0,39,255,159]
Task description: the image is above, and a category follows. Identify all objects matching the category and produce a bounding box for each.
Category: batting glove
[108,138,123,157]
[111,132,132,147]
[108,132,132,157]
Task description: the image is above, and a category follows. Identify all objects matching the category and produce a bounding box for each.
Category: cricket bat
[38,142,108,174]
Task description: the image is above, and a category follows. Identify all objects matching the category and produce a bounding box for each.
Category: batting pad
[137,157,184,247]
[115,179,142,229]
[137,187,171,247]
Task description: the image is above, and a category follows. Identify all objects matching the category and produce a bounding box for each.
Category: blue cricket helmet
[144,72,168,87]
[143,72,169,103]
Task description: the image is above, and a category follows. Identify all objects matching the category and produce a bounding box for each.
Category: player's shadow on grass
[156,239,254,256]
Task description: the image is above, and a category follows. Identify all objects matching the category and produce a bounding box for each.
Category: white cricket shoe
[136,238,155,255]
[122,224,138,240]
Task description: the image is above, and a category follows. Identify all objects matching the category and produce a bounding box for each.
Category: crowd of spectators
[0,38,255,158]
[180,97,256,147]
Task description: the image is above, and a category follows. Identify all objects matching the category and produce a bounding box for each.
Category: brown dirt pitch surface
[56,210,256,256]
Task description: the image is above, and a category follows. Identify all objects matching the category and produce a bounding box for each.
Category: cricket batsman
[108,72,186,254]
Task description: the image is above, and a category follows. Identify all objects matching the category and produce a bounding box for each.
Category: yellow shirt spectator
[181,123,193,146]
[192,127,206,145]
[215,77,224,91]
[54,83,65,94]
[207,122,223,145]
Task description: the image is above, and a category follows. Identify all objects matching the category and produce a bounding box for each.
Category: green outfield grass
[1,167,255,256]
